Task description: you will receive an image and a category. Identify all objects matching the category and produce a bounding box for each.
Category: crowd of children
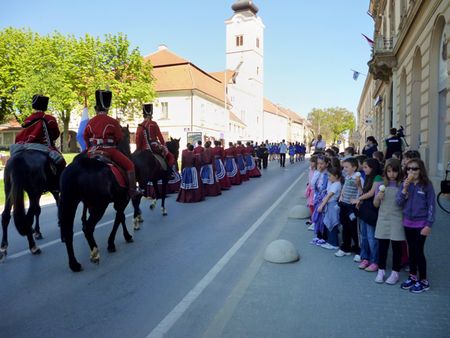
[305,145,436,294]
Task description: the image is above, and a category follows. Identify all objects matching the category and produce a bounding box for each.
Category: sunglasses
[406,167,420,171]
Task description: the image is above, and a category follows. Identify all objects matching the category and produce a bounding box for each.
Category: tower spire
[231,0,259,15]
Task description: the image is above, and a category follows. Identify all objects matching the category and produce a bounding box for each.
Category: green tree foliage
[307,107,355,145]
[0,28,155,151]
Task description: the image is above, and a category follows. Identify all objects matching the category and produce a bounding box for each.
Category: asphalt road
[0,159,309,338]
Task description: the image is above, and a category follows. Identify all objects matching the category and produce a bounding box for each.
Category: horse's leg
[132,195,143,230]
[33,196,43,240]
[108,195,133,252]
[83,205,107,264]
[60,197,82,272]
[149,180,158,211]
[26,195,41,254]
[161,179,168,216]
[1,192,12,261]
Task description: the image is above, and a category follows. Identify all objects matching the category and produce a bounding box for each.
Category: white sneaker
[335,249,351,257]
[353,254,362,262]
[307,223,315,231]
[321,243,339,250]
[385,271,399,285]
[375,269,385,283]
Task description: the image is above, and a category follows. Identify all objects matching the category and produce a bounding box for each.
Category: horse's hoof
[0,251,6,263]
[137,214,144,223]
[31,246,41,255]
[149,200,156,210]
[133,219,141,230]
[70,261,83,272]
[90,247,100,264]
[162,208,168,216]
[34,232,43,240]
[125,237,134,243]
[107,245,116,253]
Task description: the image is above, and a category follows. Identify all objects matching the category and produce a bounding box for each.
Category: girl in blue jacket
[396,158,436,293]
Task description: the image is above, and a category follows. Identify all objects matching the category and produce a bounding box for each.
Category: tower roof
[232,0,259,15]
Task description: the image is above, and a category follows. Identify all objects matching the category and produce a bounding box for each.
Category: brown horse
[131,137,180,229]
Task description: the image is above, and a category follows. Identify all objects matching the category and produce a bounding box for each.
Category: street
[1,159,449,338]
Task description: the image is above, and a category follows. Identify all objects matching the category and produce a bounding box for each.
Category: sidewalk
[219,184,450,337]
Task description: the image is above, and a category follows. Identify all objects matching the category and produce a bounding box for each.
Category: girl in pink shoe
[373,159,405,284]
[353,158,382,272]
[304,155,318,228]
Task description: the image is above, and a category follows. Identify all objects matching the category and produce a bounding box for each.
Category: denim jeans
[327,226,339,247]
[359,219,378,264]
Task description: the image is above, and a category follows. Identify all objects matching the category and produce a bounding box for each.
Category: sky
[0,0,374,118]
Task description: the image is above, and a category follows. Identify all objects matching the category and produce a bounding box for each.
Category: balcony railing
[368,35,397,82]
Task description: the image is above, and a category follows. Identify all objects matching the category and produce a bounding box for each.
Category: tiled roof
[263,98,288,117]
[209,70,236,83]
[0,119,21,131]
[229,111,246,126]
[146,48,226,103]
[278,106,304,124]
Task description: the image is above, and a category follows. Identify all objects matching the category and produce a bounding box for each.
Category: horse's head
[118,125,131,157]
[166,137,180,161]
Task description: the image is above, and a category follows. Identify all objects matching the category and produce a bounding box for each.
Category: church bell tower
[225,0,265,142]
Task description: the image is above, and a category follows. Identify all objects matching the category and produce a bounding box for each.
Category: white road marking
[146,172,306,338]
[7,212,134,259]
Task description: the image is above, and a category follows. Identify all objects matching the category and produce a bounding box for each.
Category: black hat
[95,90,112,111]
[32,95,49,111]
[143,103,153,116]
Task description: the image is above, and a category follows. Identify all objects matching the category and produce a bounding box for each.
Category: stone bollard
[288,205,310,219]
[264,239,299,263]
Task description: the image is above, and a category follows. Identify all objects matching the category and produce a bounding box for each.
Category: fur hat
[31,95,49,111]
[143,103,153,116]
[95,90,112,111]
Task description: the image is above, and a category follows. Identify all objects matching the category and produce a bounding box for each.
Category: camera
[397,126,405,138]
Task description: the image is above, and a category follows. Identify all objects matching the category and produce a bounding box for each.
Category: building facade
[359,0,450,180]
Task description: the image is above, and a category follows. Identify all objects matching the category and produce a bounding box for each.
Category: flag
[76,107,89,151]
[361,33,374,47]
[352,70,360,81]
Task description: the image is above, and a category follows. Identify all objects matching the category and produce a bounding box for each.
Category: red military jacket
[193,145,204,155]
[136,119,165,151]
[15,111,60,145]
[83,113,123,147]
[224,147,236,157]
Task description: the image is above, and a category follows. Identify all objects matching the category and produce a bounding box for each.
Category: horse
[1,146,62,261]
[131,137,180,229]
[58,126,133,272]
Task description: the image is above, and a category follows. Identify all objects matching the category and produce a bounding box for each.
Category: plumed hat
[95,90,112,111]
[143,103,153,116]
[32,95,49,111]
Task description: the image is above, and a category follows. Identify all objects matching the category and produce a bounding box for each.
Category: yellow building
[358,0,450,181]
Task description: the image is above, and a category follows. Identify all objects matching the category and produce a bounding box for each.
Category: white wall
[263,111,288,143]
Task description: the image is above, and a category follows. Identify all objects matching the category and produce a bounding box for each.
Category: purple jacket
[396,182,436,227]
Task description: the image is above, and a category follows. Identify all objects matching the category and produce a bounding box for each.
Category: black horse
[131,137,180,228]
[1,148,61,261]
[59,127,133,272]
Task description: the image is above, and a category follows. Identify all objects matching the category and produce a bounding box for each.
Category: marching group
[175,140,262,203]
[304,140,436,294]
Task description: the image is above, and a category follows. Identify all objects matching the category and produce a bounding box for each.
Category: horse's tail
[9,163,29,236]
[58,164,80,242]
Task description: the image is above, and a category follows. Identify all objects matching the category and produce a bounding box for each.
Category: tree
[0,28,34,122]
[1,28,156,151]
[307,107,355,145]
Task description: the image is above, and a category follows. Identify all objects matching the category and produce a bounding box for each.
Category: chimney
[158,44,168,51]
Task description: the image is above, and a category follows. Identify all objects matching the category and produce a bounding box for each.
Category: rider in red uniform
[15,95,66,190]
[83,90,138,198]
[136,103,175,167]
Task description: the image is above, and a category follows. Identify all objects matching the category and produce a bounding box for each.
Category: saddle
[154,153,168,171]
[10,143,61,175]
[86,150,127,188]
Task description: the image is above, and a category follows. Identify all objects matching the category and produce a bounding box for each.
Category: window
[236,35,243,47]
[256,38,260,48]
[161,102,168,119]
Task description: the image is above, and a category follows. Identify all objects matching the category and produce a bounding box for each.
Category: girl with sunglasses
[396,159,436,293]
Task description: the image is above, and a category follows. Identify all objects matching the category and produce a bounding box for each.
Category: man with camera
[384,127,405,159]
